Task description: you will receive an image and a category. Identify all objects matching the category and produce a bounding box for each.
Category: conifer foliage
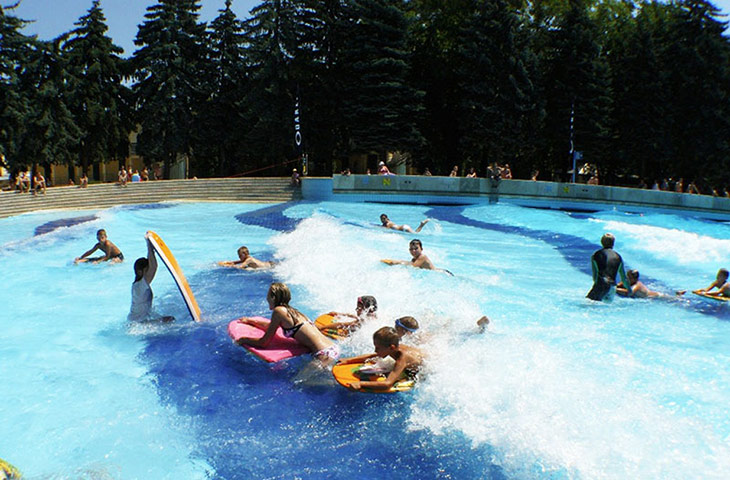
[2,0,730,191]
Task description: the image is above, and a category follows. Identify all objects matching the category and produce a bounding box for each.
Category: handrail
[229,158,300,178]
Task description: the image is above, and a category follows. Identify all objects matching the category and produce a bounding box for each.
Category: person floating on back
[695,268,730,298]
[218,246,275,269]
[337,326,425,391]
[128,234,173,322]
[319,295,378,336]
[383,239,452,275]
[75,229,124,264]
[586,233,629,301]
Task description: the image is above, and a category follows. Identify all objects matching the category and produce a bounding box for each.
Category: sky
[9,0,260,57]
[7,0,730,58]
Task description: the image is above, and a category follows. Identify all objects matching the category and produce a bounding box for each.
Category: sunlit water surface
[1,201,729,479]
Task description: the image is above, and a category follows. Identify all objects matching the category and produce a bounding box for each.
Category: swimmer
[379,213,429,233]
[320,295,378,335]
[476,315,490,333]
[128,234,173,322]
[218,246,275,269]
[586,233,629,301]
[75,229,124,264]
[384,239,453,275]
[235,283,340,365]
[394,315,419,339]
[616,269,686,299]
[338,326,425,391]
[695,268,730,297]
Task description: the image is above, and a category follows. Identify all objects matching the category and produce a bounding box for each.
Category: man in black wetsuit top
[587,233,630,301]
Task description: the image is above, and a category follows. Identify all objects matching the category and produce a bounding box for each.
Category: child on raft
[319,295,378,335]
[235,282,340,365]
[218,246,275,269]
[695,268,730,298]
[337,326,425,391]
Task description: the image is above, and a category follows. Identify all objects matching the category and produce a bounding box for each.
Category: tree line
[1,0,729,190]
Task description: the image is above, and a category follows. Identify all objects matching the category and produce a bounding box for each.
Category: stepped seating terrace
[0,177,301,218]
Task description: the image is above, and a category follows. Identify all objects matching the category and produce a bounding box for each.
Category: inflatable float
[228,317,310,362]
[314,314,349,341]
[146,231,202,322]
[332,361,415,393]
[692,290,730,302]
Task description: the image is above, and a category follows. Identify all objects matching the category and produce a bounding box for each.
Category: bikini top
[280,306,305,338]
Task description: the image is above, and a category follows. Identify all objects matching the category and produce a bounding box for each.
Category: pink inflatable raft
[228,316,309,363]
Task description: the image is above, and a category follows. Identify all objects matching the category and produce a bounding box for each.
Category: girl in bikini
[236,283,340,364]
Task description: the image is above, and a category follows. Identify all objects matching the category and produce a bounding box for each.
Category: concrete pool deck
[2,175,729,220]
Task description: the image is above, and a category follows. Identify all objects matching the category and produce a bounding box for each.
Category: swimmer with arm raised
[380,213,429,233]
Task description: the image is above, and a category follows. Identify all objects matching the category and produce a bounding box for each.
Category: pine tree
[0,5,33,168]
[240,0,299,171]
[536,0,613,179]
[454,0,539,171]
[63,0,132,177]
[196,0,248,176]
[132,0,208,178]
[15,39,81,173]
[338,0,424,161]
[663,0,730,187]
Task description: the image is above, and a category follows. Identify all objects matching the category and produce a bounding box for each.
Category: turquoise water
[1,201,729,479]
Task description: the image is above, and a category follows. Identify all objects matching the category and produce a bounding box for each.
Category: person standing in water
[587,233,630,301]
[129,234,172,322]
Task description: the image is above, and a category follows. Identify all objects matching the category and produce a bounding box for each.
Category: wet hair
[97,229,107,237]
[395,316,419,332]
[719,268,729,279]
[380,214,389,224]
[268,282,307,322]
[628,269,639,280]
[356,295,378,315]
[134,257,148,282]
[600,233,615,248]
[237,246,249,257]
[373,326,400,348]
[409,239,422,249]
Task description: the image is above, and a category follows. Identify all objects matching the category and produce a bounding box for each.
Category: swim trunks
[113,252,124,261]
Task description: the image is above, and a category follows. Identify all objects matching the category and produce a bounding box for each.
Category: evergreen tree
[15,39,81,174]
[132,0,208,178]
[240,0,299,172]
[196,0,248,176]
[536,0,613,179]
[0,4,33,168]
[287,0,348,174]
[407,0,472,174]
[338,0,424,161]
[664,0,730,187]
[63,0,132,177]
[454,0,539,171]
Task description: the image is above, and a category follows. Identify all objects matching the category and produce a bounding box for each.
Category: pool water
[1,201,729,479]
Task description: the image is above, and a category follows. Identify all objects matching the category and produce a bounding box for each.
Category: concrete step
[0,178,302,218]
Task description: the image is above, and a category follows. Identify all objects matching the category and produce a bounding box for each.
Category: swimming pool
[1,200,729,479]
